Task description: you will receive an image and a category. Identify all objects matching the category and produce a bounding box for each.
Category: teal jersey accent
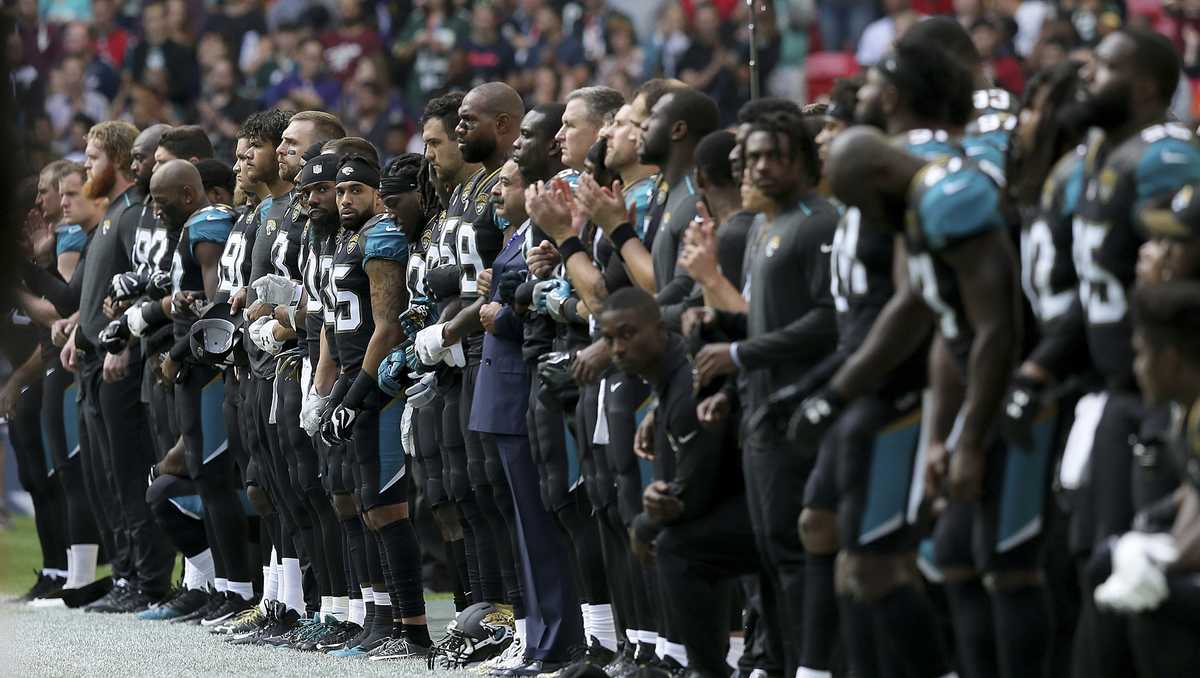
[899,128,961,162]
[186,205,236,254]
[624,174,657,239]
[1134,136,1200,208]
[54,223,86,256]
[362,214,409,265]
[914,161,1004,251]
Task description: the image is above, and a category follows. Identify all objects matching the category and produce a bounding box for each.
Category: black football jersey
[131,194,164,276]
[1072,122,1200,388]
[1021,146,1084,327]
[330,214,408,374]
[455,166,505,304]
[169,205,235,342]
[304,224,338,369]
[214,202,260,305]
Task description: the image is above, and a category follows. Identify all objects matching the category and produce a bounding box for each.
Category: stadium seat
[805,51,860,101]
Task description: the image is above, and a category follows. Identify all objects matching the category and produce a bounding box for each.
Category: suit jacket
[469,223,530,436]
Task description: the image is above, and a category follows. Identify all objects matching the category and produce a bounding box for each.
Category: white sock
[349,596,366,626]
[42,568,68,579]
[181,560,199,590]
[580,604,593,641]
[261,548,279,610]
[66,544,98,589]
[281,557,304,613]
[187,548,215,588]
[727,635,745,669]
[332,595,349,622]
[214,577,228,593]
[515,617,527,645]
[228,581,254,601]
[590,603,618,651]
[653,635,666,659]
[665,642,689,667]
[626,629,638,644]
[320,595,332,620]
[796,669,833,678]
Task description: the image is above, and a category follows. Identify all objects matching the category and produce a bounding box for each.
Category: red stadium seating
[805,51,860,101]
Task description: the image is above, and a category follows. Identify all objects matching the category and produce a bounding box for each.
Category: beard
[460,134,497,164]
[340,207,371,231]
[84,164,116,199]
[638,131,668,167]
[1068,85,1132,132]
[310,205,339,235]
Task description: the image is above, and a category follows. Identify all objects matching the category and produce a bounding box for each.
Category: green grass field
[0,514,155,596]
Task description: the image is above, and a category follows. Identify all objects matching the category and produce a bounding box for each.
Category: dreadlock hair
[880,37,975,128]
[383,152,440,226]
[1005,61,1087,209]
[743,109,821,187]
[736,97,802,125]
[237,109,291,149]
[420,91,466,138]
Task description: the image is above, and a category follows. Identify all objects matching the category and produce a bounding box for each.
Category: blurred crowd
[16,0,1200,176]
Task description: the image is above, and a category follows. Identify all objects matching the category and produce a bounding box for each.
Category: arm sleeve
[20,259,77,315]
[734,306,838,371]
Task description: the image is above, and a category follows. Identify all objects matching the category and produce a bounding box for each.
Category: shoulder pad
[363,215,409,263]
[913,159,1002,249]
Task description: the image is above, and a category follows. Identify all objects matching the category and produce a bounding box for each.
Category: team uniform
[963,87,1020,187]
[76,185,174,602]
[1068,123,1200,560]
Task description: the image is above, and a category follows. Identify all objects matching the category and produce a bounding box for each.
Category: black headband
[379,173,419,198]
[297,152,342,189]
[335,155,380,190]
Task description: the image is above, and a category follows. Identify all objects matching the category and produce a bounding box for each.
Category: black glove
[426,265,461,301]
[98,317,131,354]
[1000,374,1044,451]
[108,271,148,302]
[787,386,846,445]
[498,269,527,305]
[146,270,173,300]
[515,280,535,309]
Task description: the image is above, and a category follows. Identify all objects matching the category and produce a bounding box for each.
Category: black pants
[176,364,252,583]
[43,357,102,550]
[490,432,585,661]
[656,493,760,677]
[78,350,173,595]
[146,474,209,559]
[10,375,68,572]
[743,440,814,676]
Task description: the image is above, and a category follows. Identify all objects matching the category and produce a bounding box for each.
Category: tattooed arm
[363,258,410,381]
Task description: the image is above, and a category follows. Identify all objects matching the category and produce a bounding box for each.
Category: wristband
[343,370,385,410]
[556,236,586,262]
[609,222,637,253]
[563,297,584,325]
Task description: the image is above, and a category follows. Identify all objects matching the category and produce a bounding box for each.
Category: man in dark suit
[470,159,583,674]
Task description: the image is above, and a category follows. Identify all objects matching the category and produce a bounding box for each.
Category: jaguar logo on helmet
[427,602,514,670]
[341,166,355,177]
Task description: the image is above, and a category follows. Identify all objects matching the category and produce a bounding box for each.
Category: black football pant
[656,493,760,677]
[9,374,68,572]
[79,350,173,596]
[43,356,101,549]
[743,440,815,676]
[175,364,252,585]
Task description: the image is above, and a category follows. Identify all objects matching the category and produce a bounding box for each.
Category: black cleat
[20,571,66,602]
[315,621,363,652]
[201,592,254,628]
[84,580,132,613]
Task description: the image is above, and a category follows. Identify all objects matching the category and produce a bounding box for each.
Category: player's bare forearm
[699,275,748,313]
[946,231,1019,452]
[927,334,966,445]
[196,242,224,301]
[563,251,608,313]
[364,259,410,380]
[619,240,656,294]
[17,289,61,328]
[315,327,337,395]
[444,297,484,345]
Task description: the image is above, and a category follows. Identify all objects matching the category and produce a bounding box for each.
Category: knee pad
[835,551,919,602]
[247,484,275,516]
[432,502,465,542]
[799,508,839,555]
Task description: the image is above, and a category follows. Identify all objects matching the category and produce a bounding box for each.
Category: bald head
[457,82,526,166]
[827,126,923,225]
[469,82,525,119]
[132,123,172,189]
[150,159,209,227]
